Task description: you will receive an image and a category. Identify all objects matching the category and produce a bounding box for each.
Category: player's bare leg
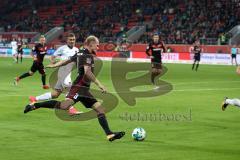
[13,54,17,63]
[92,102,125,141]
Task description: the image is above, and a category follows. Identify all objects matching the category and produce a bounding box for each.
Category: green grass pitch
[0,57,240,160]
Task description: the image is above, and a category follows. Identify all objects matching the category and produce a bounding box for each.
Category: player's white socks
[226,98,240,107]
[36,92,52,101]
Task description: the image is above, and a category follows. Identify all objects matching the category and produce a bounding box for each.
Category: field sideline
[0,57,240,160]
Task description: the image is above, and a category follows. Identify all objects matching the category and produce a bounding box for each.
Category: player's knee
[93,102,105,114]
[59,99,74,110]
[29,72,34,76]
[51,94,58,99]
[152,69,157,74]
[97,108,105,115]
[52,91,61,99]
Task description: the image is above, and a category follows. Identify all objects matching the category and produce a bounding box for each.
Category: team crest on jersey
[77,52,83,56]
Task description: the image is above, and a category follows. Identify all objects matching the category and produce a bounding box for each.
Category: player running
[23,35,125,141]
[146,33,166,89]
[29,33,80,115]
[14,35,49,89]
[231,45,238,66]
[222,97,240,111]
[11,38,18,63]
[17,39,23,63]
[191,40,202,71]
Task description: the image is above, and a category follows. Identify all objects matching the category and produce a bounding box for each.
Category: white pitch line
[172,80,240,86]
[172,87,240,92]
[0,87,240,98]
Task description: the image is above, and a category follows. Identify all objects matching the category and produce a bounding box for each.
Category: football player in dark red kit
[191,40,202,71]
[16,39,23,63]
[146,33,166,89]
[14,35,49,89]
[23,35,125,141]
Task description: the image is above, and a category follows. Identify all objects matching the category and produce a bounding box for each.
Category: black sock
[19,72,30,79]
[41,74,46,85]
[34,100,60,109]
[98,113,112,135]
[192,63,195,70]
[16,56,19,63]
[196,63,199,71]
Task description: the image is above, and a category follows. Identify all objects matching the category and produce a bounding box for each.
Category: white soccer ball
[132,127,146,141]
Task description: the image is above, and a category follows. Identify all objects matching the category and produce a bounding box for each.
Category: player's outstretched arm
[30,53,35,60]
[50,46,63,64]
[46,59,71,68]
[162,41,167,53]
[146,44,151,56]
[50,56,57,64]
[84,65,107,93]
[30,47,36,60]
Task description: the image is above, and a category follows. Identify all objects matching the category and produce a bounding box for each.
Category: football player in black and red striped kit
[23,36,125,142]
[14,35,49,89]
[146,33,166,89]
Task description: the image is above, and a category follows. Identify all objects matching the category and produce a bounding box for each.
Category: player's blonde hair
[40,35,45,39]
[84,35,99,46]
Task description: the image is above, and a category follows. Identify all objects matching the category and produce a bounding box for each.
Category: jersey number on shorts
[73,93,79,100]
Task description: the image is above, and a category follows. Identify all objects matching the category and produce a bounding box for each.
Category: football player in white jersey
[222,97,240,111]
[11,38,18,62]
[29,33,81,115]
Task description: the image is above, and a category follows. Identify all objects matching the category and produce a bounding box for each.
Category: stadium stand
[0,0,240,44]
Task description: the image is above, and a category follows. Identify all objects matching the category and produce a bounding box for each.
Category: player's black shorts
[18,51,23,55]
[30,61,45,74]
[194,55,201,61]
[232,54,236,58]
[66,83,97,108]
[151,61,162,69]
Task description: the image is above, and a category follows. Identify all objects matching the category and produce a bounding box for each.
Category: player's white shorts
[54,62,74,91]
[12,49,17,55]
[54,73,72,91]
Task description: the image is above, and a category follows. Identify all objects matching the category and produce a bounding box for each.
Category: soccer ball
[132,127,146,141]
